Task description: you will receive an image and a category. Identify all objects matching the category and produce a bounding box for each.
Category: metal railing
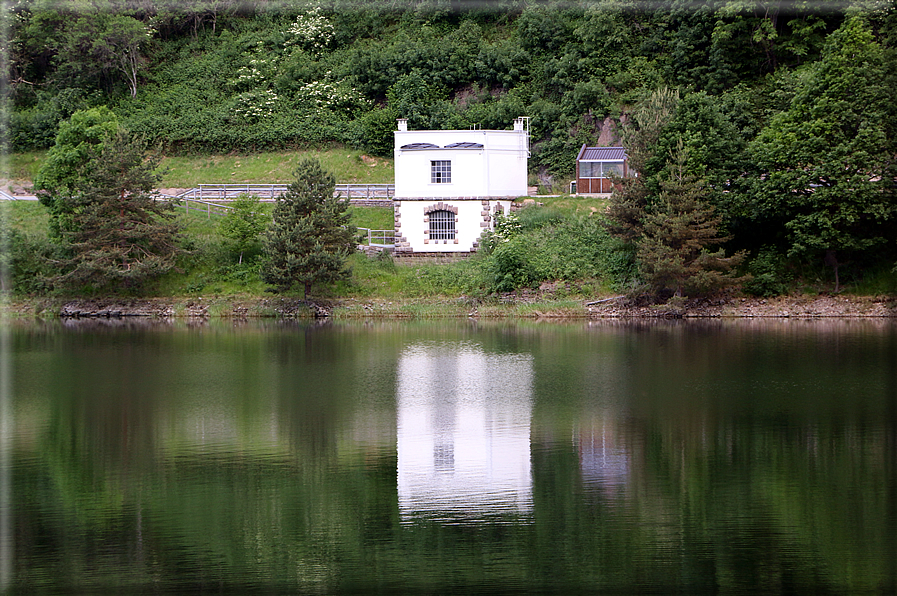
[357,227,395,247]
[176,183,395,201]
[159,194,233,219]
[179,185,289,201]
[335,184,395,199]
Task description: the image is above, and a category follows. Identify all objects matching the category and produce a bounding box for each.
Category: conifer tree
[605,87,679,241]
[607,90,745,298]
[262,159,355,298]
[637,146,746,297]
[53,132,182,291]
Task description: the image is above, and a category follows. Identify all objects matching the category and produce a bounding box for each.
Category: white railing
[178,185,289,201]
[176,183,395,201]
[357,227,395,247]
[335,184,395,199]
[157,193,233,219]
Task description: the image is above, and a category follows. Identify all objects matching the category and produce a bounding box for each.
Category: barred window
[429,210,456,240]
[431,160,451,183]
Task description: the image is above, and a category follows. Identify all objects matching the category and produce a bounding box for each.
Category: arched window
[429,209,456,240]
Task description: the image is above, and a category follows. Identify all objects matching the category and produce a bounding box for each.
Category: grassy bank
[8,148,395,191]
[3,189,627,304]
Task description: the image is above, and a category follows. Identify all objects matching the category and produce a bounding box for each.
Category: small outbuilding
[392,118,529,255]
[574,146,628,194]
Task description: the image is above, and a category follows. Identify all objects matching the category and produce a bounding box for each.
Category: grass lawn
[9,148,395,190]
[532,195,610,216]
[1,201,50,236]
[159,148,394,188]
[9,152,46,183]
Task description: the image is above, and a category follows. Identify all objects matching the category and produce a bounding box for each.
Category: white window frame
[431,160,452,184]
[580,161,624,179]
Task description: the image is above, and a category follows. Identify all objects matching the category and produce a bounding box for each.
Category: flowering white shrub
[229,40,277,90]
[481,211,523,253]
[233,89,280,121]
[231,59,269,89]
[284,7,334,54]
[295,76,370,114]
[491,212,522,244]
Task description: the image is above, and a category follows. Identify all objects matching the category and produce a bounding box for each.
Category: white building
[393,118,529,254]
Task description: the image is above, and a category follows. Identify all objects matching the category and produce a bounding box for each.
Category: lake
[4,318,896,593]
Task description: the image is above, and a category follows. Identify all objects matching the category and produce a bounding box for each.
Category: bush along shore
[4,293,897,321]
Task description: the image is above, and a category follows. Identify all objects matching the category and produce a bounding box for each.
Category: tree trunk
[824,249,840,293]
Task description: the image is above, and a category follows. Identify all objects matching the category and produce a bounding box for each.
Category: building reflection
[396,343,533,523]
[578,415,631,494]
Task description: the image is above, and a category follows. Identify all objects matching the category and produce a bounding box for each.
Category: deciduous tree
[35,106,121,237]
[750,16,897,291]
[218,193,268,264]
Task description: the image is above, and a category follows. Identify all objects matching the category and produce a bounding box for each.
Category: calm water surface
[4,318,896,594]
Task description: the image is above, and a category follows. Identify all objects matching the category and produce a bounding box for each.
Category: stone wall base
[348,199,395,208]
[392,252,474,265]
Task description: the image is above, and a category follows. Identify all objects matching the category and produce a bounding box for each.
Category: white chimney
[397,118,408,132]
[513,118,524,131]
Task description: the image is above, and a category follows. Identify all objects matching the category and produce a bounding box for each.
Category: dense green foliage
[7,1,859,165]
[633,146,745,297]
[218,193,269,263]
[749,16,897,291]
[34,106,121,237]
[29,111,183,293]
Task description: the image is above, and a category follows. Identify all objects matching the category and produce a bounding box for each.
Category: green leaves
[749,16,897,287]
[34,106,121,237]
[218,194,269,264]
[47,130,183,293]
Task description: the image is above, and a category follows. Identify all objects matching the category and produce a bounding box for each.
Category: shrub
[744,247,791,297]
[485,211,634,293]
[4,230,65,295]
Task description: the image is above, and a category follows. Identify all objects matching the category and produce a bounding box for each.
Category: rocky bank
[3,293,896,319]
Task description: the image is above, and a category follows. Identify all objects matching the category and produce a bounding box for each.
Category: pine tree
[262,158,355,298]
[54,132,182,291]
[605,87,679,241]
[637,146,745,297]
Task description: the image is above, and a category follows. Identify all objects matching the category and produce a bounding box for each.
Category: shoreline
[3,294,897,320]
